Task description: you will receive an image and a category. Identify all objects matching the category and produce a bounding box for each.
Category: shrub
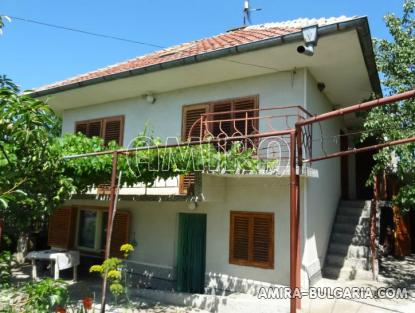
[23,278,68,313]
[0,250,12,288]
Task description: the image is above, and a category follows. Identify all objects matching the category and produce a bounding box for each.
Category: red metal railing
[187,105,314,160]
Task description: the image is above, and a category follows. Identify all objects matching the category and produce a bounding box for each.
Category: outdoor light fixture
[188,196,199,210]
[130,232,138,247]
[297,25,319,56]
[143,93,156,104]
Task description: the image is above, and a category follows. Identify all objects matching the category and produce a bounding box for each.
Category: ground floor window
[229,211,274,269]
[76,208,107,252]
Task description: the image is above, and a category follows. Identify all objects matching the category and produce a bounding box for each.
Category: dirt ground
[7,256,415,313]
[8,263,209,313]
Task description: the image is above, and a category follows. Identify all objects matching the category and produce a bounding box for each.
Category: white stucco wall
[302,70,344,283]
[66,175,296,292]
[61,70,305,144]
[60,68,346,291]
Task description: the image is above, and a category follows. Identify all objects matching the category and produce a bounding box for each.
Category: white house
[34,16,381,294]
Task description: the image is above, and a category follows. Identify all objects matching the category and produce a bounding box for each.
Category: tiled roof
[35,16,356,92]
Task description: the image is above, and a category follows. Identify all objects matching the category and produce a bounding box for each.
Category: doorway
[355,138,376,199]
[176,213,207,293]
[340,130,349,199]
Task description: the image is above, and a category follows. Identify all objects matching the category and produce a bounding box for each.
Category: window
[78,210,98,249]
[182,96,259,141]
[180,96,258,194]
[74,208,130,258]
[77,209,104,251]
[229,211,274,269]
[75,115,124,145]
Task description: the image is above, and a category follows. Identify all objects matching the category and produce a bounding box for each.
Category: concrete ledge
[205,273,284,296]
[125,261,176,290]
[132,289,290,313]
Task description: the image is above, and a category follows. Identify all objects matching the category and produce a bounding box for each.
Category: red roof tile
[35,16,355,92]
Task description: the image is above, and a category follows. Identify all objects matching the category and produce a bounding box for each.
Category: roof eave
[30,16,382,98]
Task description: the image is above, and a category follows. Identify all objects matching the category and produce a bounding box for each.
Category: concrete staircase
[324,200,373,281]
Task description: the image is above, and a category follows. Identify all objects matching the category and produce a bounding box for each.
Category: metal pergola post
[100,151,119,313]
[289,130,301,312]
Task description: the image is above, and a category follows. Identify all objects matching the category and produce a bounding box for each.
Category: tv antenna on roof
[243,0,262,26]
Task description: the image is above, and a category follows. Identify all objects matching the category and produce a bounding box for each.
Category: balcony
[71,105,316,201]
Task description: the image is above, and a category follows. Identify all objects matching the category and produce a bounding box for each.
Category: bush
[22,278,68,313]
[0,250,12,288]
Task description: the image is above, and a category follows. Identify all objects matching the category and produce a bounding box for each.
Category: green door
[176,213,207,293]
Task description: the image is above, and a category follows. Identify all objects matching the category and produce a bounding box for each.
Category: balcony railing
[187,105,313,162]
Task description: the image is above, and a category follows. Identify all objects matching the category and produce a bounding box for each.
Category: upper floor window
[182,95,259,142]
[75,115,124,145]
[179,96,258,194]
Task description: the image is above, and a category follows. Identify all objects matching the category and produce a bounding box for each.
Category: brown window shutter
[75,122,88,135]
[179,172,196,195]
[103,117,124,145]
[48,207,77,249]
[180,104,209,195]
[229,212,274,269]
[212,101,232,136]
[230,214,250,262]
[182,104,209,141]
[87,120,102,138]
[110,210,131,258]
[233,97,258,135]
[252,215,274,266]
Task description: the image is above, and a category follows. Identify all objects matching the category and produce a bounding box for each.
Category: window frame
[181,95,259,141]
[229,211,274,269]
[75,207,106,253]
[74,115,125,145]
[179,95,259,194]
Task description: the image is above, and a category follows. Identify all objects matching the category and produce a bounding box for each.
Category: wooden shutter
[179,172,196,195]
[110,210,131,258]
[48,207,77,249]
[182,104,209,141]
[75,122,88,135]
[87,120,102,138]
[229,212,274,269]
[180,104,209,194]
[252,215,274,265]
[75,116,124,145]
[231,214,250,261]
[103,116,124,145]
[233,97,258,137]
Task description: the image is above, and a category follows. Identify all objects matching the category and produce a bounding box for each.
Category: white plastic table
[26,249,80,281]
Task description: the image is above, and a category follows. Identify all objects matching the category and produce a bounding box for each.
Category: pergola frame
[62,89,415,313]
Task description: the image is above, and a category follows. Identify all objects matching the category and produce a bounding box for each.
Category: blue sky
[0,0,404,90]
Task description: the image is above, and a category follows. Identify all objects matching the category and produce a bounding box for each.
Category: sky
[0,0,405,90]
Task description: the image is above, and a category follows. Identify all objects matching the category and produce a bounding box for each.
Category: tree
[363,0,415,213]
[0,78,73,237]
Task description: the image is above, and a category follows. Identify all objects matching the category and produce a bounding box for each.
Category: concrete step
[337,206,370,217]
[335,215,369,226]
[331,231,370,246]
[339,200,371,208]
[328,243,370,258]
[337,200,371,213]
[324,265,373,281]
[333,223,368,235]
[325,254,369,269]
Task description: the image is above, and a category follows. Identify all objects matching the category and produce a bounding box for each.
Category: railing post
[290,130,301,312]
[370,175,379,281]
[100,151,119,313]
